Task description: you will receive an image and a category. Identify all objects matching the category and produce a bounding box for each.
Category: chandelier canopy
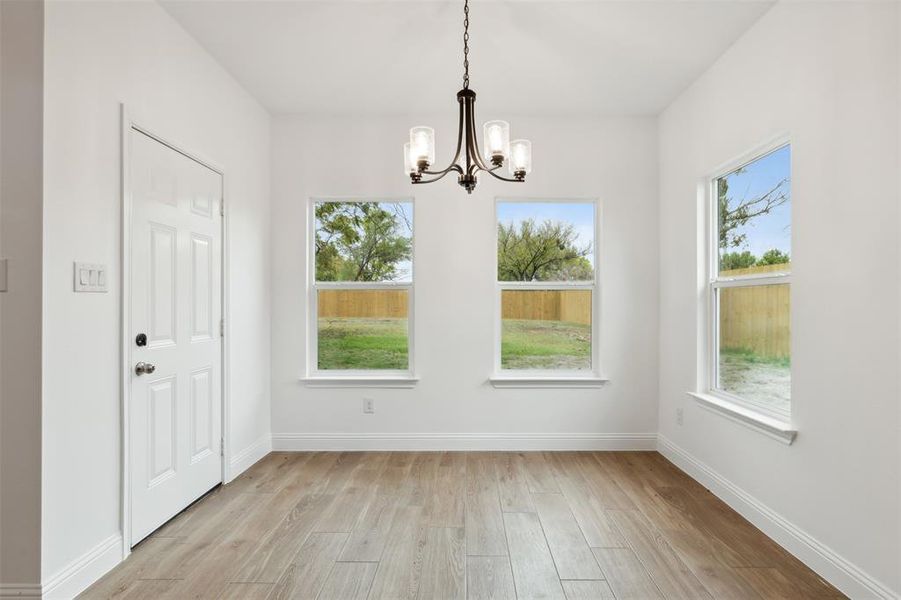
[404,0,531,194]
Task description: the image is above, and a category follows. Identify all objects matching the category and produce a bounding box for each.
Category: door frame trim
[119,104,230,558]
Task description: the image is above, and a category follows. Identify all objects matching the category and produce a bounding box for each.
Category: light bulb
[483,120,510,162]
[509,139,532,176]
[409,126,435,166]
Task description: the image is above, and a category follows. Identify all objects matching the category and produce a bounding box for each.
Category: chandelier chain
[463,0,470,89]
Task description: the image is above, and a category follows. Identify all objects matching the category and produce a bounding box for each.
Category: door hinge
[220,200,225,217]
[220,438,224,457]
[220,318,224,337]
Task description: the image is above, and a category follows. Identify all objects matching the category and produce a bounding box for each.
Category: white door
[129,128,223,546]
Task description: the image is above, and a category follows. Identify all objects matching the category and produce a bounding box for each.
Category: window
[709,144,791,418]
[495,200,599,378]
[309,199,414,377]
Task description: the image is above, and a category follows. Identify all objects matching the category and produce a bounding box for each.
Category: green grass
[317,317,590,371]
[318,317,408,370]
[720,347,790,368]
[501,319,590,370]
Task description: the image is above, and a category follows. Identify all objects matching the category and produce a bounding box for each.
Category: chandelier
[404,0,532,194]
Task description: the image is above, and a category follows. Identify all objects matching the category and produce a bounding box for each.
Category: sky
[719,144,791,261]
[496,201,596,267]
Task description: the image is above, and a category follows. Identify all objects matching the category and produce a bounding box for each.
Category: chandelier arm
[470,145,491,172]
[464,103,492,176]
[463,100,475,174]
[482,167,524,183]
[466,143,492,177]
[419,97,465,176]
[412,167,461,184]
[466,106,494,173]
[450,93,466,168]
[468,141,491,172]
[419,163,464,177]
[466,147,488,176]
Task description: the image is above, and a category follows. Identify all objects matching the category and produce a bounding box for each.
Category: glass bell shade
[483,120,510,162]
[404,142,416,175]
[409,126,435,165]
[509,139,532,175]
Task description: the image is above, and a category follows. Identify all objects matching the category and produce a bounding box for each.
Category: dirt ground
[720,352,790,413]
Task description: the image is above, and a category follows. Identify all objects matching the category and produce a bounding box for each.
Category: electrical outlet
[363,398,375,414]
[676,407,684,426]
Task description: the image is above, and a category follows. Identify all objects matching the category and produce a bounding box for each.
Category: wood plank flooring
[80,452,844,600]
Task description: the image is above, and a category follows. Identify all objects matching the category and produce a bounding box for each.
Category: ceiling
[160,0,775,116]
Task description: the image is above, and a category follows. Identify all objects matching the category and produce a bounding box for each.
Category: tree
[720,251,757,271]
[341,207,412,281]
[541,256,594,281]
[314,202,360,280]
[497,219,592,281]
[756,248,790,266]
[315,202,412,282]
[718,175,789,250]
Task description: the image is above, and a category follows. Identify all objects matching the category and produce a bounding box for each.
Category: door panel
[130,129,223,545]
[149,223,177,347]
[148,377,177,485]
[191,234,213,340]
[190,367,213,462]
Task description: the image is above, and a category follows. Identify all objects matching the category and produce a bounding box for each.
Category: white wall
[0,0,44,591]
[30,1,899,597]
[42,0,271,588]
[270,115,659,448]
[658,2,899,597]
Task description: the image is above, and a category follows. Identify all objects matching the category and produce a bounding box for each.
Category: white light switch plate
[74,262,108,293]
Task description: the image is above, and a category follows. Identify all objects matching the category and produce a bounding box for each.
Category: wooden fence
[317,289,408,318]
[500,289,592,326]
[316,264,789,359]
[316,287,592,325]
[719,264,790,359]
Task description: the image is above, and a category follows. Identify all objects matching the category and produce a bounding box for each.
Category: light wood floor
[81,452,843,600]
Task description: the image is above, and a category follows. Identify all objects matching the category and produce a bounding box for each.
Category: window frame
[492,197,604,384]
[305,197,416,384]
[705,140,792,422]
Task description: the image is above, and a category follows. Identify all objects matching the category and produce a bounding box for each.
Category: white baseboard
[227,432,272,482]
[27,433,891,600]
[41,533,122,600]
[0,584,42,599]
[657,435,898,600]
[271,432,658,451]
[28,434,271,600]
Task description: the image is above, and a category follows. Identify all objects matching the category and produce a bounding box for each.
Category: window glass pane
[317,289,409,370]
[315,201,413,282]
[717,284,790,412]
[716,145,791,277]
[501,290,591,370]
[497,202,595,282]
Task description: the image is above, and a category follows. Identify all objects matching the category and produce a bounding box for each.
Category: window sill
[489,376,609,389]
[301,376,419,389]
[688,392,797,445]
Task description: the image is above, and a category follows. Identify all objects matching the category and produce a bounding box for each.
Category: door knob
[135,361,156,376]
